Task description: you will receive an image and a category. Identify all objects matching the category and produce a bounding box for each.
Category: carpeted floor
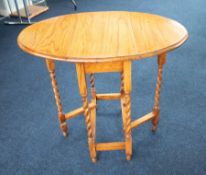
[0,0,206,174]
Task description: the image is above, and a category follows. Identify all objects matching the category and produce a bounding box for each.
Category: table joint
[65,102,96,120]
[131,112,155,129]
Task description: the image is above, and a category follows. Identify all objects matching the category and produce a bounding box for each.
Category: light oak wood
[90,99,96,146]
[120,72,125,132]
[85,62,123,73]
[89,74,97,139]
[123,61,132,92]
[17,12,188,163]
[152,54,166,132]
[18,11,188,63]
[131,112,155,129]
[120,72,124,94]
[76,63,97,163]
[122,61,132,160]
[96,93,121,100]
[45,59,68,137]
[121,96,126,131]
[65,102,96,120]
[89,74,96,100]
[96,142,125,151]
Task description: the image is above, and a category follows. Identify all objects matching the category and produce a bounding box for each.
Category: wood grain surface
[17,11,188,63]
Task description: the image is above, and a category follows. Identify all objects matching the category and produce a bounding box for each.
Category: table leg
[120,72,126,132]
[122,61,132,160]
[89,74,96,101]
[120,72,124,94]
[45,59,68,137]
[152,53,167,132]
[76,64,96,163]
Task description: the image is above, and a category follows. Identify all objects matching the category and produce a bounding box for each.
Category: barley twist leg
[82,95,96,162]
[46,59,68,137]
[122,61,132,160]
[90,73,96,100]
[120,72,124,95]
[120,72,126,132]
[152,54,166,132]
[76,64,96,163]
[123,93,132,160]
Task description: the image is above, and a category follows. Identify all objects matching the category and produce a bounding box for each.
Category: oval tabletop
[18,11,188,63]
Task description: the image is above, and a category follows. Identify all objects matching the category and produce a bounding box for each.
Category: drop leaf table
[17,11,188,163]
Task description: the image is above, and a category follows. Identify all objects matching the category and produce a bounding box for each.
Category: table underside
[45,53,166,163]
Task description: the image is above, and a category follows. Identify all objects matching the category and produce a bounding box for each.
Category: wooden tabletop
[18,11,188,63]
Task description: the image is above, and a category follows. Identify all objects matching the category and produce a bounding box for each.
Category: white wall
[0,0,30,16]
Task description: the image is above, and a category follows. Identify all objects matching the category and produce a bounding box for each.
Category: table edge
[17,33,188,63]
[17,11,189,63]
